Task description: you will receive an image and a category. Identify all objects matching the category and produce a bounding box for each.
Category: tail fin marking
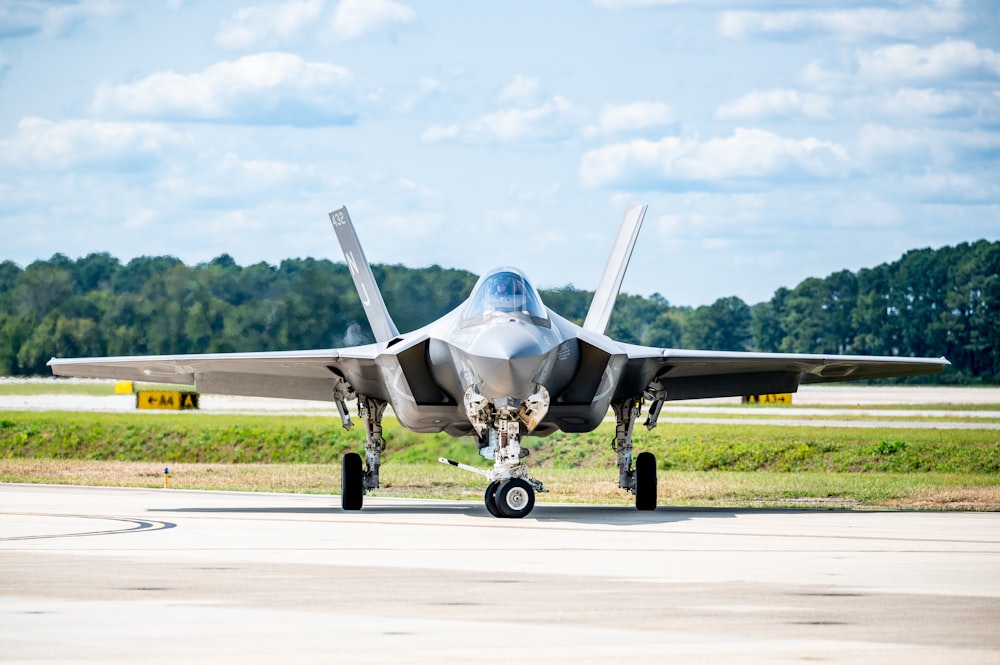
[329,206,400,343]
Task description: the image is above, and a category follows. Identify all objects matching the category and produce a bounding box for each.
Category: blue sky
[1,0,997,307]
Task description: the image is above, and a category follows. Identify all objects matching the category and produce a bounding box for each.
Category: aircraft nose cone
[467,324,548,399]
[468,323,545,360]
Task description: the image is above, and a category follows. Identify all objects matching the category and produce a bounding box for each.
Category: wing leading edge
[48,346,385,402]
[49,206,407,404]
[616,346,950,402]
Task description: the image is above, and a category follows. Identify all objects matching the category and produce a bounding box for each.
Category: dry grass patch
[889,486,1000,511]
[3,460,998,510]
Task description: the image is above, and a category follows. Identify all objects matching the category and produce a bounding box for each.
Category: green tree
[682,296,751,351]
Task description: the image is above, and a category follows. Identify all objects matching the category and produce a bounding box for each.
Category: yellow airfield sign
[743,393,793,405]
[136,390,200,410]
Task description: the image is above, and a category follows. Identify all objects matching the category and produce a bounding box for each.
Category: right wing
[615,345,950,401]
[48,345,387,402]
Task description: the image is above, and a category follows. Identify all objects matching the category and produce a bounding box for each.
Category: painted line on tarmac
[0,512,176,541]
[656,417,1000,430]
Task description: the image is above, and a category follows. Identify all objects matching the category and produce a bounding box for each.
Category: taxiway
[2,484,999,663]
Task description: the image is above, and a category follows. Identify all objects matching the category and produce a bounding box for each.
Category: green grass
[694,402,1000,412]
[1,410,997,510]
[1,411,998,473]
[0,382,119,396]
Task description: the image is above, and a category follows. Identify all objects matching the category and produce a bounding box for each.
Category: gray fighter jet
[49,205,949,518]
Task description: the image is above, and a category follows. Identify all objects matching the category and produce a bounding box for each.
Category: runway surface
[2,484,999,664]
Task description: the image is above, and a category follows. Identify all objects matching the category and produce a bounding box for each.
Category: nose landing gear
[489,477,536,518]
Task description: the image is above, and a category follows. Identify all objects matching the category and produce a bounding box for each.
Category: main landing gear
[338,395,387,511]
[611,397,658,511]
[340,392,659,517]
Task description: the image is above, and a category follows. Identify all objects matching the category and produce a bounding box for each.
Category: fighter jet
[49,205,949,518]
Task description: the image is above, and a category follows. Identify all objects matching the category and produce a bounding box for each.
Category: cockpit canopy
[462,268,549,326]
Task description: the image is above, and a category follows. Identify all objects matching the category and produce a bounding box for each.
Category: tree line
[1,239,997,383]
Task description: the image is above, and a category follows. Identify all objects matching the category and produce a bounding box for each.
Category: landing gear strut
[445,388,548,518]
[339,394,388,511]
[441,428,545,519]
[612,396,658,511]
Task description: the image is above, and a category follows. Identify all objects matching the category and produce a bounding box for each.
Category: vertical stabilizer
[583,204,648,334]
[329,206,400,343]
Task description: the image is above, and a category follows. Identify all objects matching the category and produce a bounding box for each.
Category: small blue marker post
[163,467,169,488]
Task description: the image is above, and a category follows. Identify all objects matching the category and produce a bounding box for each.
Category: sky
[0,0,997,308]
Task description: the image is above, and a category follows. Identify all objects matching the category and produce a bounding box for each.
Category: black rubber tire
[496,478,535,518]
[635,451,657,511]
[484,480,504,518]
[341,452,364,511]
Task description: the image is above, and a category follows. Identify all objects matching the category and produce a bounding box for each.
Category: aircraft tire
[484,480,504,518]
[635,451,657,511]
[496,478,535,518]
[341,452,364,511]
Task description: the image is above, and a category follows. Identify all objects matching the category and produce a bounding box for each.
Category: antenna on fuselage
[329,206,400,343]
[583,203,648,335]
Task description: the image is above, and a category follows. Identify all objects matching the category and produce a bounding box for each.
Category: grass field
[1,406,997,510]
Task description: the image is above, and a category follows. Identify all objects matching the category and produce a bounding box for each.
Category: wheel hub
[504,486,529,510]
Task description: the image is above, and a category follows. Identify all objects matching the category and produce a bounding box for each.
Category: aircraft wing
[616,345,950,401]
[47,345,387,403]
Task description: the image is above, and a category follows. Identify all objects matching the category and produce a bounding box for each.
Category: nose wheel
[484,480,503,517]
[484,478,535,518]
[495,478,535,518]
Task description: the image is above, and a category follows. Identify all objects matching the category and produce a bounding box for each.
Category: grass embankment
[1,410,998,509]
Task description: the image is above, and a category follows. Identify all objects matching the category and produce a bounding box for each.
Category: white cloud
[498,75,540,106]
[423,96,583,144]
[579,128,850,187]
[0,116,180,170]
[420,124,459,142]
[857,40,1000,83]
[398,77,441,112]
[586,101,674,136]
[874,88,970,117]
[904,171,1000,204]
[856,124,1000,171]
[330,0,414,40]
[0,0,117,39]
[216,0,323,50]
[856,124,936,167]
[473,97,580,143]
[715,89,832,121]
[719,2,965,41]
[593,0,689,8]
[91,52,356,125]
[801,40,1000,97]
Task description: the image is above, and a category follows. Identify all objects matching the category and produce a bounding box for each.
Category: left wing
[615,345,950,401]
[48,345,386,402]
[48,205,402,404]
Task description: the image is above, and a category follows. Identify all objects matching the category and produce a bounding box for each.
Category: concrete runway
[2,485,999,663]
